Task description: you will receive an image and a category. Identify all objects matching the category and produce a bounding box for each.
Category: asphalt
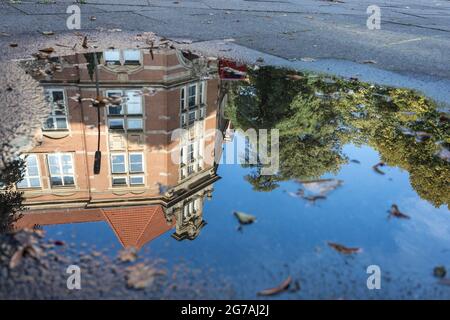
[0,0,449,79]
[1,0,449,160]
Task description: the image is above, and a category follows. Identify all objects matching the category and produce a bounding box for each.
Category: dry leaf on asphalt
[257,276,293,296]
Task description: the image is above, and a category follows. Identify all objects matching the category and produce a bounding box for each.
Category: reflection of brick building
[14,48,228,248]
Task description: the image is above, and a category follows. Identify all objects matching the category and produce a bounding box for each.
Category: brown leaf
[388,204,410,220]
[53,240,65,246]
[327,242,362,254]
[372,162,385,175]
[257,276,292,296]
[39,47,55,54]
[82,36,88,49]
[9,247,25,269]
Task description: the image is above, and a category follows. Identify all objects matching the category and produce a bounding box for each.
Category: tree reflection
[0,157,26,233]
[225,66,450,208]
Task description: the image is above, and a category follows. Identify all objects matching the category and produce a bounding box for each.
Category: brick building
[13,48,228,247]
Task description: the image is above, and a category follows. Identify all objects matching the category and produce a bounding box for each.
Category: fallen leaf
[39,47,54,54]
[233,211,256,225]
[388,204,410,219]
[257,276,292,296]
[433,266,447,278]
[372,162,385,175]
[53,240,65,246]
[81,36,88,48]
[327,242,362,254]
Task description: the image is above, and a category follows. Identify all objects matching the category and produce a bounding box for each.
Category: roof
[14,205,175,250]
[101,205,174,249]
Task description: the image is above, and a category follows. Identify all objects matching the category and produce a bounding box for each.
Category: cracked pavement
[0,0,449,83]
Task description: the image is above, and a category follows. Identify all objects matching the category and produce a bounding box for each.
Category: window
[183,198,199,217]
[123,50,140,65]
[111,154,126,173]
[180,141,202,179]
[188,110,196,125]
[47,153,75,187]
[199,81,205,104]
[129,153,143,173]
[17,155,41,189]
[104,50,141,66]
[188,84,197,107]
[180,87,186,110]
[43,89,68,130]
[110,152,144,186]
[107,90,143,132]
[104,50,121,65]
[180,81,206,127]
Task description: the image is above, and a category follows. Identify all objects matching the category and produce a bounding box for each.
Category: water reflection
[225,66,449,208]
[10,48,228,247]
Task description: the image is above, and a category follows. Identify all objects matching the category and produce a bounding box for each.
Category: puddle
[0,37,449,299]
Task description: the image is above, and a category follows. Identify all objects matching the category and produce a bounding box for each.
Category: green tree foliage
[225,66,450,208]
[0,157,26,233]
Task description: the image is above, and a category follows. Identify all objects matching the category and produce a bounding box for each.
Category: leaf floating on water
[233,211,256,225]
[372,162,385,175]
[433,266,447,278]
[327,242,362,254]
[388,204,410,220]
[257,276,292,296]
[53,240,65,246]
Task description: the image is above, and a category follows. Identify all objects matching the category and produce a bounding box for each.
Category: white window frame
[110,152,145,187]
[180,81,206,128]
[43,89,69,131]
[106,90,143,132]
[17,154,41,189]
[104,49,141,66]
[47,153,75,187]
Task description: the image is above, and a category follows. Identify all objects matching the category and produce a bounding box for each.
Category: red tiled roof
[14,205,175,250]
[101,205,175,249]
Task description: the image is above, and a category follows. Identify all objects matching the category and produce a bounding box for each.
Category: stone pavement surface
[0,0,449,81]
